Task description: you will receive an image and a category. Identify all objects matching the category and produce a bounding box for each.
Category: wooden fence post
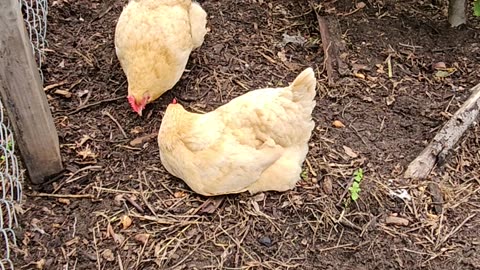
[0,0,63,184]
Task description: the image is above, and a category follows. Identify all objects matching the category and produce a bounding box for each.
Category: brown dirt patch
[12,0,480,269]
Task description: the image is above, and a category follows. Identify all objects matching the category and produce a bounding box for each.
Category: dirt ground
[11,0,480,269]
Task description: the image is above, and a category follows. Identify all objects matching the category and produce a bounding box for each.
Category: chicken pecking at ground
[158,68,317,196]
[114,0,207,116]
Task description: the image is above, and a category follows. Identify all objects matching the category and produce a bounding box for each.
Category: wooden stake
[0,0,63,184]
[316,14,336,86]
[310,1,349,86]
[404,83,480,179]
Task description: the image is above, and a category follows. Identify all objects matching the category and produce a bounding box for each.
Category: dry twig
[102,110,128,138]
[29,193,95,199]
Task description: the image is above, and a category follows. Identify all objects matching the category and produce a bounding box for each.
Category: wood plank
[0,0,63,184]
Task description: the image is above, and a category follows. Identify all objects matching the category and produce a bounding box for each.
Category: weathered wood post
[448,0,467,27]
[0,0,63,184]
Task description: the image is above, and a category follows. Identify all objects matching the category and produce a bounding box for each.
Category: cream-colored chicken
[115,0,207,116]
[158,68,317,196]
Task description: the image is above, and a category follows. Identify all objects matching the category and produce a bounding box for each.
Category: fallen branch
[29,192,95,199]
[67,96,124,115]
[404,83,480,179]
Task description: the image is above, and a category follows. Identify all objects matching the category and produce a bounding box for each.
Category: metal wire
[0,1,46,269]
[20,0,48,81]
[0,100,23,270]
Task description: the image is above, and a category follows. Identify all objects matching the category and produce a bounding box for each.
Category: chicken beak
[137,109,143,116]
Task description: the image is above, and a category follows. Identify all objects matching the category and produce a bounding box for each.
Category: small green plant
[474,0,480,16]
[348,168,364,202]
[301,169,308,181]
[1,139,13,161]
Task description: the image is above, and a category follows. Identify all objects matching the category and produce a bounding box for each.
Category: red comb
[172,98,177,104]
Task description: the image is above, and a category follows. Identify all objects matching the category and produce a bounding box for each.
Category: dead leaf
[277,50,287,62]
[77,145,97,159]
[251,200,261,213]
[356,2,366,8]
[253,192,265,202]
[101,249,115,262]
[134,233,150,245]
[343,145,358,158]
[76,134,92,147]
[199,197,224,214]
[433,62,447,70]
[43,81,68,92]
[386,95,395,105]
[34,258,46,270]
[352,63,370,72]
[332,120,345,128]
[120,215,132,230]
[362,96,374,102]
[322,177,333,194]
[107,223,115,238]
[428,183,444,214]
[130,126,144,134]
[65,237,79,246]
[107,222,125,244]
[54,89,72,98]
[173,191,186,198]
[113,194,124,206]
[76,89,89,98]
[354,72,365,79]
[291,195,303,206]
[376,64,385,74]
[434,70,455,78]
[129,133,157,147]
[58,198,70,205]
[113,233,125,244]
[31,218,47,235]
[385,216,409,226]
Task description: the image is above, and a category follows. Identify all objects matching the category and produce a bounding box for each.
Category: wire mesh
[20,0,48,81]
[0,100,23,270]
[0,0,47,269]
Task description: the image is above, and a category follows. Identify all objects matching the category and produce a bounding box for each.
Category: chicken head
[127,94,150,116]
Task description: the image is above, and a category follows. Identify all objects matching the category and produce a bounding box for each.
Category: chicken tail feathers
[189,1,208,49]
[290,67,316,104]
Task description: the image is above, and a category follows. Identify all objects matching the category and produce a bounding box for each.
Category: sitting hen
[115,0,208,116]
[158,68,317,196]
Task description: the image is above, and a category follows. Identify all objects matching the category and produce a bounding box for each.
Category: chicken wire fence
[0,0,47,269]
[0,101,22,270]
[21,0,48,81]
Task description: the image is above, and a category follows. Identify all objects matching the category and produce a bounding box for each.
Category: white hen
[158,68,317,196]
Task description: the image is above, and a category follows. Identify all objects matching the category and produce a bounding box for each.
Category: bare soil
[12,0,480,269]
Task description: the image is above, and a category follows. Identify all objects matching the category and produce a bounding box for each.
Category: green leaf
[353,168,364,183]
[349,183,361,202]
[6,140,13,151]
[351,182,360,189]
[301,169,308,180]
[474,0,480,17]
[350,190,360,201]
[434,70,451,78]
